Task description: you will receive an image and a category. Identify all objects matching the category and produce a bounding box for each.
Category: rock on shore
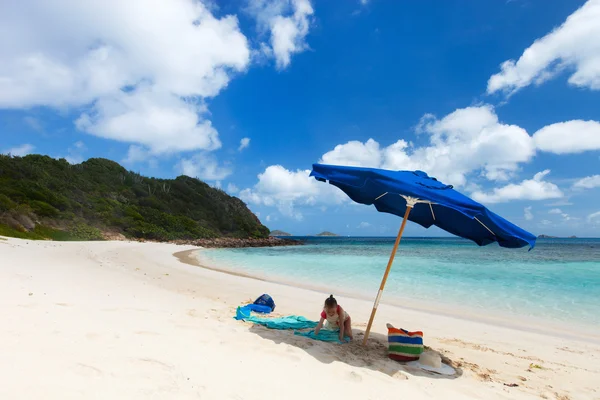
[171,236,303,248]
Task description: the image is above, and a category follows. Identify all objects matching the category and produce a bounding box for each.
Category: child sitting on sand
[314,295,353,341]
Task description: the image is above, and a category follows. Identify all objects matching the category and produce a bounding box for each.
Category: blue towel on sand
[235,306,351,344]
[295,330,352,344]
[235,306,318,330]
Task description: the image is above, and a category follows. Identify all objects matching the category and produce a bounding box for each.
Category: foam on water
[196,237,600,328]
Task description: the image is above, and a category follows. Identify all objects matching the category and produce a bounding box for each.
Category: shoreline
[2,237,599,399]
[170,236,303,248]
[180,248,600,345]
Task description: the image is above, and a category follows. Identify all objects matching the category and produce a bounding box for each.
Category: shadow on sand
[247,323,463,381]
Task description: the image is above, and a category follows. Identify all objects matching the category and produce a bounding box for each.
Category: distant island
[269,230,291,236]
[315,231,339,237]
[538,234,578,239]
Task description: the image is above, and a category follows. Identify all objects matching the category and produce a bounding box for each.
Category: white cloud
[227,183,240,194]
[65,141,87,164]
[148,159,159,169]
[177,153,233,181]
[524,206,533,220]
[241,105,597,218]
[0,0,250,154]
[23,116,43,133]
[359,0,369,4]
[247,0,314,69]
[546,199,574,207]
[123,145,150,165]
[533,120,600,154]
[321,138,383,168]
[120,146,159,168]
[320,105,535,187]
[239,164,346,219]
[2,144,35,157]
[75,85,221,154]
[547,209,573,221]
[239,137,251,151]
[266,214,278,222]
[471,170,563,204]
[573,175,600,189]
[358,221,372,228]
[487,0,600,94]
[243,105,555,217]
[588,211,600,222]
[540,219,552,226]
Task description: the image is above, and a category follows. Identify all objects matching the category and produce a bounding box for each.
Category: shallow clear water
[197,237,600,327]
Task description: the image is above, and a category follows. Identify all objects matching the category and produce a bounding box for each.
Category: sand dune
[1,237,598,399]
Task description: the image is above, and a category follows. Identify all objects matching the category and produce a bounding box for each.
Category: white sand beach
[1,236,599,399]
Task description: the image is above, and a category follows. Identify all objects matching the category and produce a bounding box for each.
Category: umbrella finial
[401,195,420,208]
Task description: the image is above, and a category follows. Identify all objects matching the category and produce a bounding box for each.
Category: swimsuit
[321,305,349,330]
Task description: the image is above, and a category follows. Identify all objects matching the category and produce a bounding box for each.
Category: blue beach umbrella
[310,164,536,345]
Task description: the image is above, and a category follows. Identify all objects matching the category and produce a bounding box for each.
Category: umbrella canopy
[310,163,536,249]
[310,163,536,345]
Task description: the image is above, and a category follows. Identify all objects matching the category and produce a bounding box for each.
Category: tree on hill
[0,154,269,241]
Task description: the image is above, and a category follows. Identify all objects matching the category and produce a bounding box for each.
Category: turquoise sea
[196,237,600,329]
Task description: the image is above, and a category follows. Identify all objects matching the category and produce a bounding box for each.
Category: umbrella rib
[374,192,388,201]
[475,217,495,236]
[429,203,435,221]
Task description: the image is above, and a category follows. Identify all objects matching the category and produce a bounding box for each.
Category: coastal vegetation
[0,154,269,241]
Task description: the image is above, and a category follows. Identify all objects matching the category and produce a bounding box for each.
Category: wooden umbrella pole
[362,205,413,345]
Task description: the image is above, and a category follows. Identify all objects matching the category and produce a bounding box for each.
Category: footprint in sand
[347,371,363,382]
[86,333,102,340]
[134,331,160,336]
[478,371,493,382]
[557,347,584,355]
[137,358,174,371]
[187,309,198,318]
[295,341,312,350]
[75,363,103,377]
[391,371,408,380]
[285,354,302,363]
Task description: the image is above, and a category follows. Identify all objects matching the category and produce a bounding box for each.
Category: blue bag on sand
[253,294,276,312]
[245,304,272,314]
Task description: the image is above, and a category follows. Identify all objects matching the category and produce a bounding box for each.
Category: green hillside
[0,154,269,241]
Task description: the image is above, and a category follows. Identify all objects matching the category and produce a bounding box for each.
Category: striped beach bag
[387,324,424,362]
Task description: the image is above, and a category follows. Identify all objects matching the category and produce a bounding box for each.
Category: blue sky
[1,0,599,237]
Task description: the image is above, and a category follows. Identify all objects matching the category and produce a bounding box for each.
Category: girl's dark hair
[324,294,337,308]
